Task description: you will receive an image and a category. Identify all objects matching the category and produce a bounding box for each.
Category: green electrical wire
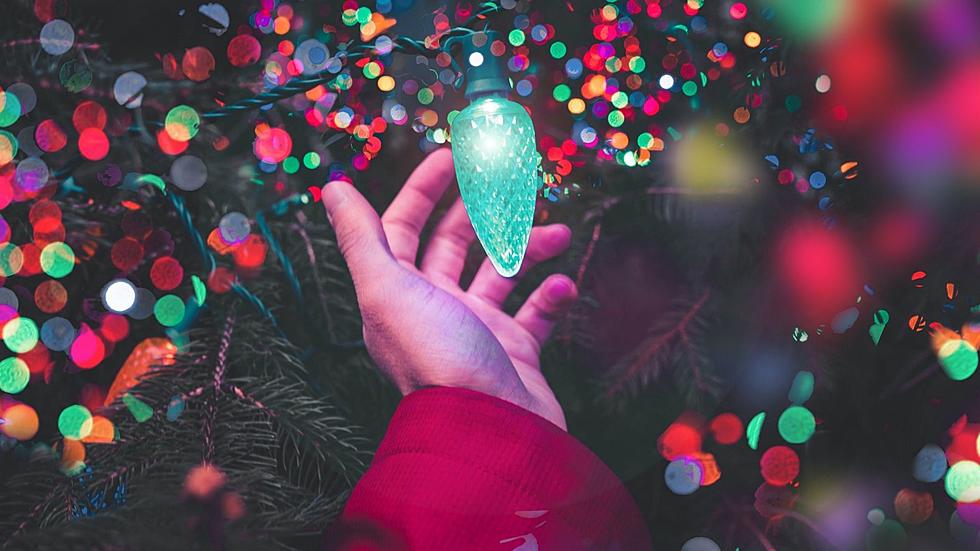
[203,2,501,119]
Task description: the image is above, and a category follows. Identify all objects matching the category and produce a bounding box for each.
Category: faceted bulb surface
[450,95,540,277]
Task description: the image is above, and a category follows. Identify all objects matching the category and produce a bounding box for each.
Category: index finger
[381,148,456,264]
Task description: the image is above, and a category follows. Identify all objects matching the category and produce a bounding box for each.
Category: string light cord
[202,2,501,119]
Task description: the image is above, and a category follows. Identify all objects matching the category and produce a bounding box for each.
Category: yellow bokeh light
[377,75,395,92]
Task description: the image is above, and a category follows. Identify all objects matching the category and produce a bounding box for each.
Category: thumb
[321,181,395,284]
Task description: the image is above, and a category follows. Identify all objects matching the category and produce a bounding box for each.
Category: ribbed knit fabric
[327,387,651,550]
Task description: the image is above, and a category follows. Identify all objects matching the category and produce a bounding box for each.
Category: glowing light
[35,119,67,152]
[760,446,800,486]
[192,275,207,306]
[658,421,702,460]
[913,444,947,483]
[733,106,751,124]
[665,457,702,495]
[746,411,765,450]
[894,489,933,525]
[377,75,395,91]
[102,279,137,313]
[164,105,200,142]
[867,508,885,525]
[0,92,21,127]
[778,405,815,444]
[0,357,30,393]
[946,461,980,502]
[303,151,321,169]
[468,52,484,67]
[682,537,720,551]
[0,130,17,165]
[709,413,743,445]
[659,74,675,89]
[154,294,186,327]
[730,3,748,19]
[150,256,184,291]
[78,127,109,160]
[39,241,74,278]
[0,243,24,276]
[227,34,261,67]
[1,403,39,440]
[549,41,566,59]
[815,74,832,93]
[767,0,845,42]
[3,317,38,353]
[100,314,129,343]
[788,371,815,404]
[73,100,107,131]
[105,338,177,405]
[35,280,67,313]
[70,324,105,369]
[58,404,93,440]
[182,47,216,82]
[122,393,154,422]
[41,317,75,351]
[253,127,292,163]
[939,339,978,381]
[82,415,116,443]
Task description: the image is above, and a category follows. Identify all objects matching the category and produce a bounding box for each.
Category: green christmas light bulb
[451,32,540,277]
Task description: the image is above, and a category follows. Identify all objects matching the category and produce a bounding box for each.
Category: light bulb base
[458,31,510,99]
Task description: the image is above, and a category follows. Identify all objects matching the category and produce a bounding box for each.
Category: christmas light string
[202,2,502,120]
[40,3,511,353]
[188,3,513,345]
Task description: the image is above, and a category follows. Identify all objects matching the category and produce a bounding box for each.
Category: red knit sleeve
[327,387,651,550]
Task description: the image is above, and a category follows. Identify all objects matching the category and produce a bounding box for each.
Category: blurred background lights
[760,446,800,486]
[778,405,815,444]
[0,357,30,393]
[939,340,978,381]
[1,403,39,440]
[681,537,721,551]
[102,279,137,313]
[913,444,948,483]
[468,52,484,67]
[815,74,832,93]
[665,457,702,495]
[946,460,980,502]
[58,404,93,440]
[3,317,38,353]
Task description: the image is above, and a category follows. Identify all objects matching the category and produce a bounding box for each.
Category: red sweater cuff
[334,387,650,550]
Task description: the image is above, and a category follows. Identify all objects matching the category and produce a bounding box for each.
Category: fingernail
[321,181,348,223]
[547,277,574,302]
[321,181,349,205]
[554,224,572,244]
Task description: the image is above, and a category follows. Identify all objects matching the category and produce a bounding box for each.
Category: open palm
[321,149,576,429]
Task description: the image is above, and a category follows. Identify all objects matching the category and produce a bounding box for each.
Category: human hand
[321,149,577,429]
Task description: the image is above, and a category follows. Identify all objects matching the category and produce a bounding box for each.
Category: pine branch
[600,290,721,405]
[1,297,371,548]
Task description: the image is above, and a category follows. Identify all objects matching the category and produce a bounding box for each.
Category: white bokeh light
[102,279,137,313]
[468,52,484,67]
[659,74,675,89]
[815,74,832,93]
